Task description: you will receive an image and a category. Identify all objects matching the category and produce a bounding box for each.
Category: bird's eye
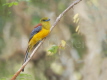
[42,19,46,21]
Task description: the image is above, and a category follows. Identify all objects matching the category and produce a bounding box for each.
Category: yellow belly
[28,28,50,47]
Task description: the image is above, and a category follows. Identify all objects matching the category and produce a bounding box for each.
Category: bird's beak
[45,19,50,21]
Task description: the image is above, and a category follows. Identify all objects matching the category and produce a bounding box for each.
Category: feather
[22,46,30,72]
[29,25,42,42]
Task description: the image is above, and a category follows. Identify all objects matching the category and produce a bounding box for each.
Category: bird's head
[40,17,51,30]
[40,17,50,22]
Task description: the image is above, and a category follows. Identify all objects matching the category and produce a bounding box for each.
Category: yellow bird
[22,17,51,71]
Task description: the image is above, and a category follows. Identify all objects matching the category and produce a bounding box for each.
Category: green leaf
[8,2,14,7]
[0,78,7,80]
[2,3,9,6]
[48,45,58,54]
[3,2,18,7]
[13,2,18,5]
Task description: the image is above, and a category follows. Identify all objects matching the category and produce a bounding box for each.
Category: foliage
[73,13,80,33]
[16,73,34,80]
[0,74,34,80]
[73,13,79,23]
[47,40,66,55]
[48,45,58,54]
[3,1,18,7]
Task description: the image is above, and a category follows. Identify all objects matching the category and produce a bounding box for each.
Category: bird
[22,17,51,72]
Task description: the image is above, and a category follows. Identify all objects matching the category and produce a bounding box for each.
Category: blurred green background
[0,0,107,80]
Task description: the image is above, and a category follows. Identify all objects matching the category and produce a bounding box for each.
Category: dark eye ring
[42,19,45,21]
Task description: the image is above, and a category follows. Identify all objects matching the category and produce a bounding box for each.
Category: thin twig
[10,0,82,80]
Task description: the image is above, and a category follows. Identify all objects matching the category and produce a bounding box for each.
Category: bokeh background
[0,0,107,80]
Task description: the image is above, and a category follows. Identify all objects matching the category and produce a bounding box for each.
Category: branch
[10,0,82,80]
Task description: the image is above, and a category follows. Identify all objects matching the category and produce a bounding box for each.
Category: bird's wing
[29,24,42,42]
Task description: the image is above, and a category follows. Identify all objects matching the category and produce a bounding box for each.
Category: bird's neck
[41,22,50,30]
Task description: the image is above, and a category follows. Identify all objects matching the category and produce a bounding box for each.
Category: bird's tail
[22,47,30,72]
[22,42,40,72]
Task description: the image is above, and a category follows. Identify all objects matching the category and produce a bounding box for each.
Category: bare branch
[10,0,82,80]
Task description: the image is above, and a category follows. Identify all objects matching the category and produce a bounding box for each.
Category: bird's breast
[33,28,50,41]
